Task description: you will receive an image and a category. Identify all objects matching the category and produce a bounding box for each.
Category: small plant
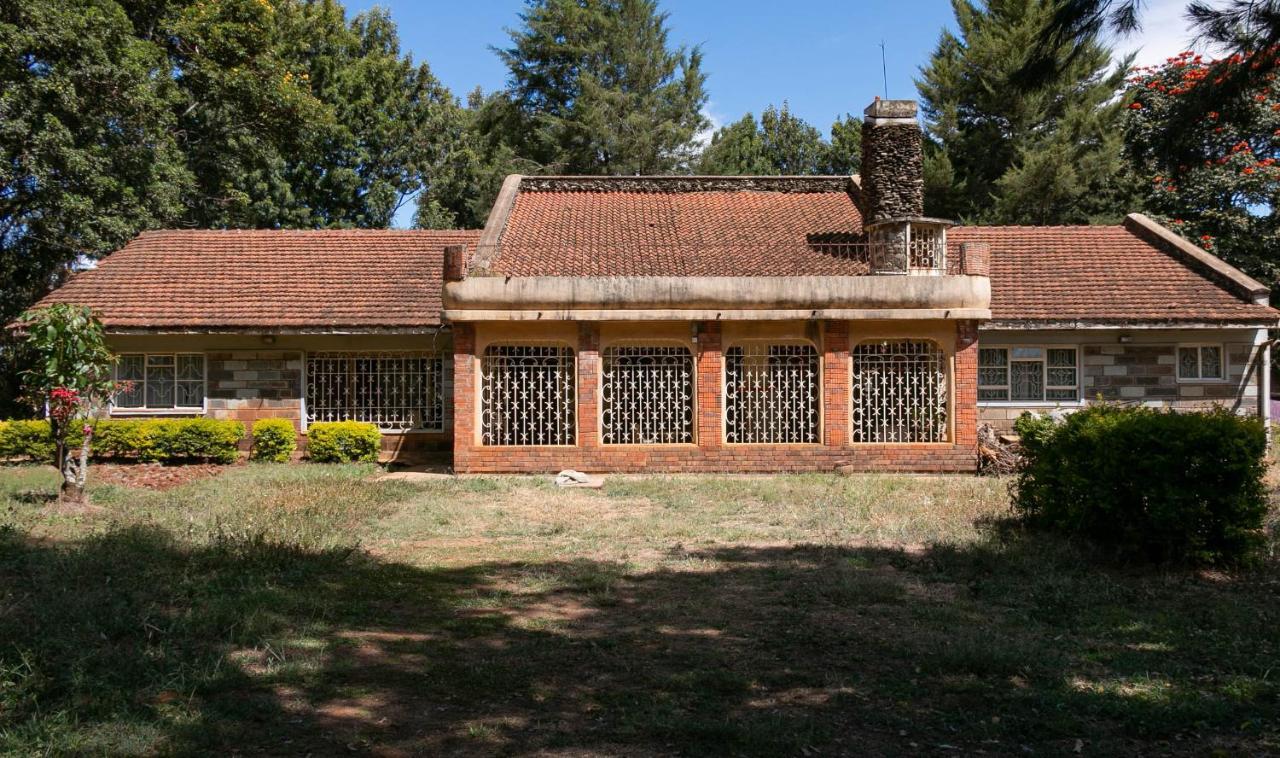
[252,418,297,463]
[1012,405,1269,566]
[15,305,120,505]
[306,421,380,463]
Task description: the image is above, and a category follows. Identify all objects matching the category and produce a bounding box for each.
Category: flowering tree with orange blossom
[1125,51,1280,291]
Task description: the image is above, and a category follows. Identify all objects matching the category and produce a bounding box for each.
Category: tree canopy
[917,0,1137,224]
[696,105,861,176]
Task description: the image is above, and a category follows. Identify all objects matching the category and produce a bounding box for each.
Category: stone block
[1103,364,1127,376]
[1119,386,1145,398]
[1179,384,1204,397]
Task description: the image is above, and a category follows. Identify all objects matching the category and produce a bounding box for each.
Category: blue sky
[345,0,1195,225]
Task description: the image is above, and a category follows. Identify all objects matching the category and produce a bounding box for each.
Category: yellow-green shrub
[251,418,297,462]
[306,421,380,463]
[0,420,56,462]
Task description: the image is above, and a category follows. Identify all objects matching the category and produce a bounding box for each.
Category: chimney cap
[864,99,917,120]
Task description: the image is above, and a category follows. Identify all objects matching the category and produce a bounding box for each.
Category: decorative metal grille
[113,353,204,409]
[306,352,444,432]
[601,345,693,444]
[907,224,945,272]
[724,343,820,444]
[851,340,948,443]
[481,345,576,446]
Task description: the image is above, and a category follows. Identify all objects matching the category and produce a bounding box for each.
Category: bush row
[0,418,246,464]
[1,418,382,465]
[1013,405,1269,566]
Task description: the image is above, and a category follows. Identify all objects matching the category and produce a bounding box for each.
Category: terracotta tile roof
[489,179,870,277]
[37,229,480,330]
[951,225,1278,324]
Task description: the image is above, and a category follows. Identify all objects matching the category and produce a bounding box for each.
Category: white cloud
[694,104,725,149]
[1111,0,1221,69]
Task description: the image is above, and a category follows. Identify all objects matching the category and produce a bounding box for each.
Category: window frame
[850,338,951,444]
[1176,343,1228,383]
[977,345,1082,406]
[110,352,207,414]
[303,350,446,434]
[479,341,578,447]
[599,340,697,446]
[721,338,822,445]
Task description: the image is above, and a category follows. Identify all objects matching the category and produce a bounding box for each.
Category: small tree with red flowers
[1125,51,1280,289]
[17,304,119,504]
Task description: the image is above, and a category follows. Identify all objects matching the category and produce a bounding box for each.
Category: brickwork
[204,351,304,431]
[453,319,980,474]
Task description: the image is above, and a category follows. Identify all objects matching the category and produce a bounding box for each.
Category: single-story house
[35,99,1279,472]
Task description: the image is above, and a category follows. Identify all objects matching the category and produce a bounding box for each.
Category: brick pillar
[954,320,978,447]
[823,321,850,447]
[578,322,600,448]
[696,321,723,449]
[452,323,476,469]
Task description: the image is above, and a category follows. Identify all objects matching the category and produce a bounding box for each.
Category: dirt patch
[90,462,232,491]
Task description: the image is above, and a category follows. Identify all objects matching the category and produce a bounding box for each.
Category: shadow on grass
[1,525,1277,755]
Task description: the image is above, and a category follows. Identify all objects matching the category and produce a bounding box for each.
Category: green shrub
[1012,406,1269,566]
[306,421,380,463]
[252,418,297,462]
[0,418,245,464]
[0,420,56,462]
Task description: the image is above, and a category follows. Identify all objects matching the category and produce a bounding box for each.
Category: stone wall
[860,100,924,223]
[977,328,1265,430]
[205,350,304,429]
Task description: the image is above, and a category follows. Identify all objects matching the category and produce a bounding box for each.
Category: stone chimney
[860,99,924,223]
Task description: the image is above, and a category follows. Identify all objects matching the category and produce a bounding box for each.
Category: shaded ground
[0,465,1277,755]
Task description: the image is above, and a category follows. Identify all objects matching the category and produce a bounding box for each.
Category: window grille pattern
[481,345,576,446]
[852,340,948,443]
[978,347,1078,402]
[1178,345,1224,380]
[601,345,693,444]
[907,225,945,272]
[306,352,443,431]
[114,354,204,409]
[724,343,819,444]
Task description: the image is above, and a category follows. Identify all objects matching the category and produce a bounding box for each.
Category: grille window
[724,343,820,444]
[978,347,1078,402]
[481,345,576,446]
[601,345,694,444]
[113,354,204,410]
[851,340,948,443]
[306,352,444,431]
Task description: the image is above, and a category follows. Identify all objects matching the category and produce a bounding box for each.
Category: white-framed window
[306,352,444,432]
[601,344,694,444]
[978,346,1078,403]
[1177,344,1226,381]
[112,353,205,410]
[851,340,949,442]
[481,344,576,446]
[723,341,820,444]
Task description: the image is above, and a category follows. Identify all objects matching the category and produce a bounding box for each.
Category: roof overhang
[443,275,991,321]
[982,319,1279,330]
[101,325,447,335]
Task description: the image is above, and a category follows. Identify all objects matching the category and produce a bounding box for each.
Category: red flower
[1129,102,1143,110]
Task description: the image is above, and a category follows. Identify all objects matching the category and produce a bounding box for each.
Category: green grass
[1,464,1277,755]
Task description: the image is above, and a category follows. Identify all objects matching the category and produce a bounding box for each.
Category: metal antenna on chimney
[880,40,889,99]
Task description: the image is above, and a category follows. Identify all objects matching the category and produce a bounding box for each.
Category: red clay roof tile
[36,229,480,330]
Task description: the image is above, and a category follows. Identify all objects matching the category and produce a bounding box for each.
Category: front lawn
[0,465,1277,755]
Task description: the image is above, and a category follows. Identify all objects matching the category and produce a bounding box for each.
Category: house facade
[35,99,1279,473]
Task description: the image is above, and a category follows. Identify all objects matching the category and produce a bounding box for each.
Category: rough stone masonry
[860,99,925,222]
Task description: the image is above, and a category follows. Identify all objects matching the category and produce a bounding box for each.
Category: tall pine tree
[918,0,1137,224]
[696,105,861,175]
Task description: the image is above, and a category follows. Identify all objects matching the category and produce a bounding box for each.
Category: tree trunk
[58,426,92,505]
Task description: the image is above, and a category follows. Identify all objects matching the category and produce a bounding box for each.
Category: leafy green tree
[697,105,861,175]
[492,0,709,175]
[16,304,117,505]
[1125,52,1280,288]
[918,0,1137,223]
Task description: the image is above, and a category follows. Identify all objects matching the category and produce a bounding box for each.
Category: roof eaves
[1123,213,1271,305]
[469,173,523,276]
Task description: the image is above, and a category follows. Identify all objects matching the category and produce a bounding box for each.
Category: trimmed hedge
[306,421,380,463]
[1013,405,1269,566]
[251,418,297,462]
[0,418,244,464]
[0,420,56,462]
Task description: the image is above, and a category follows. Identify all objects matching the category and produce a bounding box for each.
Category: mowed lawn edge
[0,464,1277,756]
